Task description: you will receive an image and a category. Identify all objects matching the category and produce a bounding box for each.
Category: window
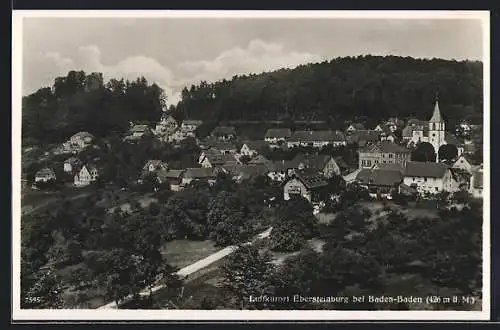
[389,154,394,158]
[435,187,438,192]
[424,178,427,182]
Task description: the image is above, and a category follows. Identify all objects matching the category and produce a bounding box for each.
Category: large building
[402,98,463,161]
[358,141,410,169]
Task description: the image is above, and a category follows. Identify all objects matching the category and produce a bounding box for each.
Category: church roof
[429,101,444,123]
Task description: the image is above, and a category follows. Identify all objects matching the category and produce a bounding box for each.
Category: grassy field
[160,239,219,269]
[21,186,95,215]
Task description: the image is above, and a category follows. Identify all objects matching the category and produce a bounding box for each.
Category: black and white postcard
[12,10,490,321]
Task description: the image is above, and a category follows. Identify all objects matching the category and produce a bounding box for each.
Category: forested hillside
[22,55,483,146]
[22,71,166,146]
[174,55,483,127]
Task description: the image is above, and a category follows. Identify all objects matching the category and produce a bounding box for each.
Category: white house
[283,171,329,203]
[143,160,168,173]
[264,128,292,146]
[69,132,95,149]
[469,165,483,198]
[266,160,290,182]
[63,157,82,173]
[240,141,267,157]
[346,123,365,133]
[452,154,475,174]
[181,120,203,133]
[34,168,56,183]
[287,130,346,148]
[74,164,99,187]
[402,161,458,195]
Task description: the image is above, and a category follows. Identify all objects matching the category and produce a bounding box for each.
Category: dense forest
[174,55,483,127]
[22,55,483,146]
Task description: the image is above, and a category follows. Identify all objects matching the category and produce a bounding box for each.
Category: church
[403,99,464,162]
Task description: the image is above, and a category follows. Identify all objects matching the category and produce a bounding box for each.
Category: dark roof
[333,156,349,169]
[248,154,271,165]
[347,130,381,144]
[267,160,294,172]
[289,130,345,142]
[211,126,236,135]
[404,161,449,178]
[203,138,237,150]
[205,153,237,165]
[158,169,184,181]
[359,141,410,154]
[242,140,267,150]
[291,154,334,171]
[292,170,329,189]
[356,168,403,187]
[373,162,405,173]
[222,164,269,180]
[265,128,292,139]
[184,167,216,179]
[349,123,365,130]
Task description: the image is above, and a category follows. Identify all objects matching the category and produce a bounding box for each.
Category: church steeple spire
[429,92,443,123]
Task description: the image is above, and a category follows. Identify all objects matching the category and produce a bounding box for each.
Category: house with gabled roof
[240,140,267,157]
[181,120,203,133]
[452,154,477,174]
[34,168,57,183]
[356,168,404,198]
[211,126,236,141]
[347,130,381,147]
[283,170,330,204]
[221,164,269,183]
[70,131,95,149]
[143,160,168,174]
[74,164,99,187]
[264,128,292,146]
[124,124,152,142]
[157,169,185,191]
[200,153,237,168]
[402,161,458,194]
[287,130,346,148]
[346,123,365,133]
[182,167,217,186]
[289,153,341,178]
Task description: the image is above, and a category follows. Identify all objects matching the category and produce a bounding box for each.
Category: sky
[21,14,485,105]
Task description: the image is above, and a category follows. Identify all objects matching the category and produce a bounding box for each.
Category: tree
[207,191,250,246]
[22,268,65,309]
[221,245,275,309]
[438,144,459,162]
[411,142,437,162]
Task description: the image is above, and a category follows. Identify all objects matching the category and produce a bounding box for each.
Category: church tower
[428,95,445,162]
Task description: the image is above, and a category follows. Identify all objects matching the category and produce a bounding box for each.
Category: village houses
[239,141,267,158]
[347,130,381,147]
[287,130,346,148]
[200,153,238,168]
[264,128,292,147]
[63,157,83,174]
[69,131,95,149]
[182,167,217,186]
[124,124,152,141]
[346,123,365,133]
[283,171,330,204]
[211,126,237,141]
[34,168,57,183]
[157,169,185,192]
[181,120,203,133]
[356,168,404,198]
[402,161,458,195]
[290,153,342,178]
[153,115,178,137]
[74,164,99,187]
